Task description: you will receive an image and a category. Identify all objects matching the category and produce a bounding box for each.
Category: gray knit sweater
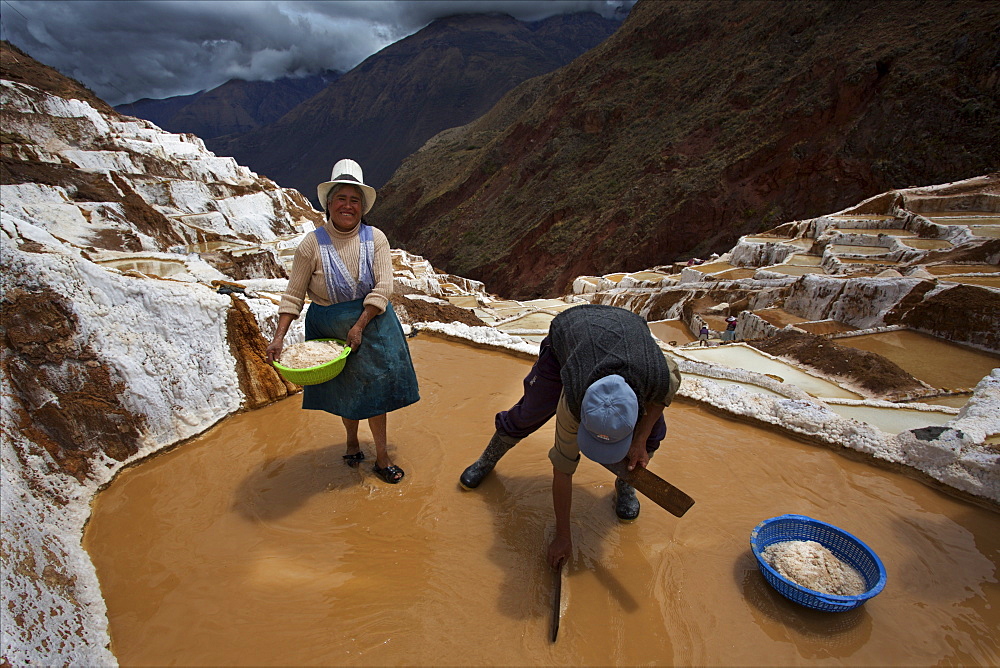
[548,304,678,419]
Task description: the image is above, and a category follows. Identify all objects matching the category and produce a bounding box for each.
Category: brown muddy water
[835,330,1000,391]
[85,337,1000,667]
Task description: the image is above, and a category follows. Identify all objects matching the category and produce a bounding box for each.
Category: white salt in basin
[688,261,737,274]
[828,214,897,220]
[825,402,955,435]
[98,257,189,278]
[447,295,479,308]
[900,239,952,250]
[831,228,914,236]
[828,244,892,256]
[762,265,827,276]
[785,254,824,266]
[627,271,671,282]
[521,299,572,309]
[496,311,556,332]
[684,374,789,399]
[838,260,903,269]
[676,344,861,399]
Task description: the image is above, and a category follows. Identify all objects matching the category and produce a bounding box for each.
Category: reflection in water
[739,563,873,659]
[85,338,1000,667]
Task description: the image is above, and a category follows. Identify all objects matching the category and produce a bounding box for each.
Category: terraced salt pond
[829,228,913,236]
[648,319,696,345]
[899,238,953,250]
[824,401,956,435]
[96,257,189,278]
[84,337,1000,667]
[675,344,861,399]
[924,264,1000,276]
[762,265,827,276]
[834,330,1000,391]
[795,319,857,335]
[943,275,1000,288]
[828,244,892,256]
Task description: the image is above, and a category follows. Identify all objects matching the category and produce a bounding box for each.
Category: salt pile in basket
[280,340,346,369]
[762,540,867,596]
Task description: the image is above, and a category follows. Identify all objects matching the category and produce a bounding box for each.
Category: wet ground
[85,336,1000,666]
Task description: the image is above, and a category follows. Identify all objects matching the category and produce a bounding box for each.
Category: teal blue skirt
[302,300,419,420]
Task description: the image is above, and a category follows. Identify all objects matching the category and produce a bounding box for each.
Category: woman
[266,158,419,484]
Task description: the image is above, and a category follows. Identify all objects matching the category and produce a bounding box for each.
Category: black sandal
[342,451,365,467]
[373,463,405,484]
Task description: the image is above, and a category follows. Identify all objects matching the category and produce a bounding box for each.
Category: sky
[0,0,633,105]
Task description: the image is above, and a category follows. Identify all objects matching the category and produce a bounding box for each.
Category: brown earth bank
[373,0,1000,299]
[390,293,487,327]
[0,284,145,482]
[0,41,113,114]
[748,329,928,398]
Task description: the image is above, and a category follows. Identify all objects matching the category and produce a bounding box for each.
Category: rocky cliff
[212,12,621,195]
[372,0,1000,298]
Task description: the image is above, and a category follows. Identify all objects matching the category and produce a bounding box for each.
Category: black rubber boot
[460,431,519,489]
[614,478,640,521]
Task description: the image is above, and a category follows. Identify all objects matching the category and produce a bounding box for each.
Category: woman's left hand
[346,323,363,350]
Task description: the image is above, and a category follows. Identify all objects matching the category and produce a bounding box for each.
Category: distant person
[722,316,737,342]
[459,304,681,569]
[698,325,710,346]
[266,158,419,484]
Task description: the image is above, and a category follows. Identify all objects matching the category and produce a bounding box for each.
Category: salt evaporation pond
[796,320,857,335]
[96,257,189,278]
[84,337,1000,667]
[649,319,696,345]
[899,239,952,250]
[828,244,892,256]
[825,402,955,435]
[497,311,556,331]
[756,308,811,328]
[676,344,861,399]
[763,265,827,276]
[829,228,913,237]
[944,275,1000,288]
[835,330,1000,391]
[925,264,1000,275]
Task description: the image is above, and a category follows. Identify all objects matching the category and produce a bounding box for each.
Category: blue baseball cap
[578,375,638,464]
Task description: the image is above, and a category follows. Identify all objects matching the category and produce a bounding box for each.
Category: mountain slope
[214,12,621,195]
[116,71,339,140]
[372,0,1000,298]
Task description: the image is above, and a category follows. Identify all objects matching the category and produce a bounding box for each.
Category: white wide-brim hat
[317,158,376,215]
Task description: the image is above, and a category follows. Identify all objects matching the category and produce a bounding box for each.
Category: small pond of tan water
[85,337,1000,667]
[835,330,1000,390]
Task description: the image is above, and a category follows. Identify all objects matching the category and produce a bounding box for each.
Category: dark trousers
[495,338,666,453]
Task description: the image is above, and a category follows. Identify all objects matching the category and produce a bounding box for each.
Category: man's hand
[626,441,650,471]
[547,534,571,570]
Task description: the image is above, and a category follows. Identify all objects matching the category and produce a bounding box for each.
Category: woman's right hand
[265,335,283,364]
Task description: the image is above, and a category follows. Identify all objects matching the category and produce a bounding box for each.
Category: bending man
[459,303,681,568]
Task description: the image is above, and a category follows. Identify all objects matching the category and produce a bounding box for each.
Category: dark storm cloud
[0,0,633,105]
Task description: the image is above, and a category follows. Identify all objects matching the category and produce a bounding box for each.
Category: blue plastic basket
[750,514,887,612]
